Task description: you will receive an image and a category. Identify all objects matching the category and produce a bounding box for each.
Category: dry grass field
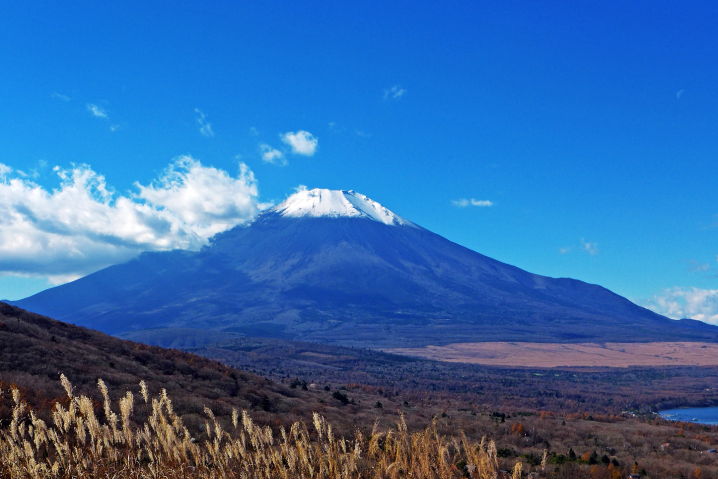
[387,342,718,368]
[0,376,518,479]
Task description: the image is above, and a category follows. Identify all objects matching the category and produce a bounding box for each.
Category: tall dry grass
[0,375,520,479]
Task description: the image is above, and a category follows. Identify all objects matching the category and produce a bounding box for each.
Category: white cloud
[580,238,599,256]
[558,247,571,255]
[194,108,215,137]
[259,144,286,165]
[383,85,406,100]
[86,103,108,119]
[645,287,718,325]
[0,156,261,280]
[281,130,318,156]
[452,198,494,208]
[46,273,83,285]
[676,89,685,100]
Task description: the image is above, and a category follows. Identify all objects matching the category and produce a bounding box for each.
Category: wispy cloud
[355,129,371,138]
[327,122,371,138]
[86,103,108,119]
[259,144,286,166]
[689,259,711,273]
[383,85,406,100]
[194,108,215,138]
[281,130,318,156]
[452,198,494,208]
[580,238,599,256]
[51,92,71,102]
[558,239,599,256]
[676,89,685,100]
[644,287,718,325]
[0,157,261,281]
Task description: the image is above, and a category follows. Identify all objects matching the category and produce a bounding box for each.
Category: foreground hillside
[0,303,373,430]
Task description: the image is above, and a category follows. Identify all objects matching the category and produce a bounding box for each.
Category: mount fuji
[14,188,718,347]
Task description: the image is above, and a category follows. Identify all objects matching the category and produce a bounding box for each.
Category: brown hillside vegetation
[0,303,382,431]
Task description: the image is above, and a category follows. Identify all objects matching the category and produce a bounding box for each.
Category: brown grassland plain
[386,342,718,368]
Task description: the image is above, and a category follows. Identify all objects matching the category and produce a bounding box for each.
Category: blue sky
[1,1,718,322]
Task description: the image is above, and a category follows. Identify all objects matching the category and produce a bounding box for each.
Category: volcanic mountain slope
[16,188,718,347]
[0,302,359,428]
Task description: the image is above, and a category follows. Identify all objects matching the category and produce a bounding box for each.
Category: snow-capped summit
[271,188,414,227]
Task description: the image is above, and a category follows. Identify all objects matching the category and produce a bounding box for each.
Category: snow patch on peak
[271,188,414,227]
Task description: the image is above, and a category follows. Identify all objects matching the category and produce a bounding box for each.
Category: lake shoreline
[659,406,718,426]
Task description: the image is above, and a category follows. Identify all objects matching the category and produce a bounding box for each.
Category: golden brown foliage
[0,376,515,479]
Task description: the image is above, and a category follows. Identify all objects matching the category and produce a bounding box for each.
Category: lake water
[659,407,718,425]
